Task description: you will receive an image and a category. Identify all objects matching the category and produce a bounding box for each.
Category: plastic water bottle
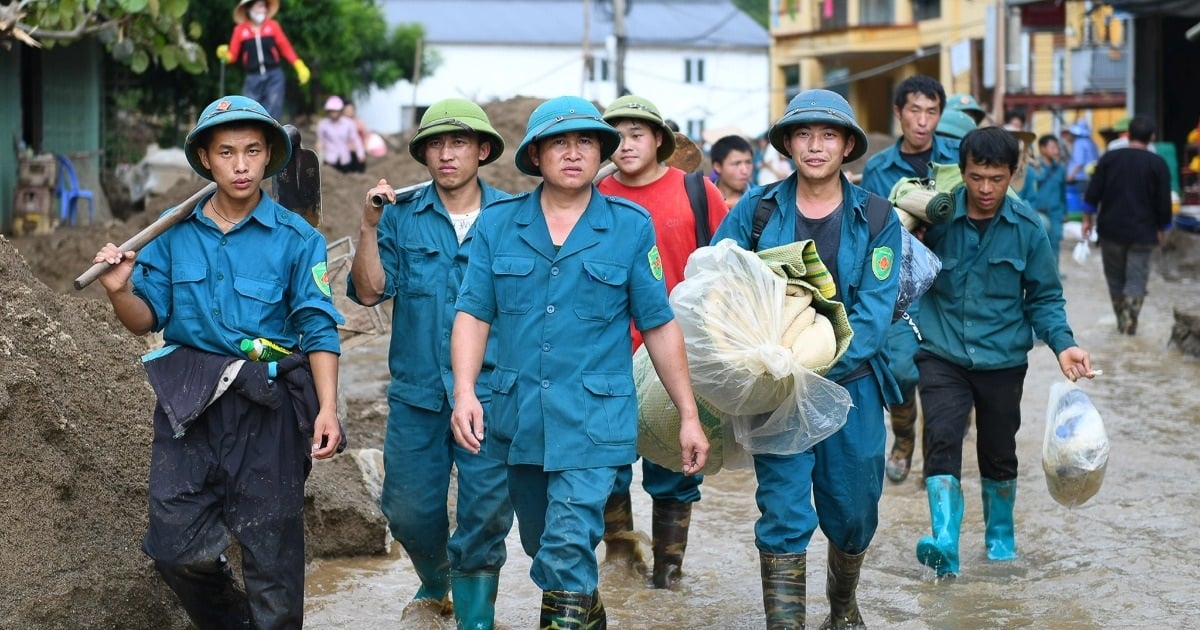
[240,338,291,362]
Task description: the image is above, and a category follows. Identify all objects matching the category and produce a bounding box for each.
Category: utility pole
[582,0,592,95]
[613,0,627,96]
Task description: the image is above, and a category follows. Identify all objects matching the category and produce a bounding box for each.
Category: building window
[913,0,940,21]
[819,0,848,30]
[687,119,705,142]
[588,57,610,82]
[859,0,893,26]
[685,58,705,84]
[783,64,801,103]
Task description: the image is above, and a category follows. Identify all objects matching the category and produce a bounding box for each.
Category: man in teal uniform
[861,74,961,484]
[92,95,343,627]
[449,96,710,628]
[347,98,515,628]
[713,89,902,629]
[914,127,1093,579]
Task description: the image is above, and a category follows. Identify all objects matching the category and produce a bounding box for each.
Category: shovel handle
[370,180,432,208]
[74,182,217,290]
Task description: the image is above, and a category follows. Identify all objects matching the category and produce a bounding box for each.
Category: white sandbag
[1042,380,1109,507]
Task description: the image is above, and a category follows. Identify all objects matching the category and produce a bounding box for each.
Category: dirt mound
[0,236,188,628]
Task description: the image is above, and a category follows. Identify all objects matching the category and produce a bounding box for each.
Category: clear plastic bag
[1042,380,1109,507]
[1072,240,1090,265]
[895,229,941,320]
[669,239,852,456]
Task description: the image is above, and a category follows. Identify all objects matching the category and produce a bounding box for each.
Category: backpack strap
[684,171,711,246]
[865,193,892,240]
[749,181,785,251]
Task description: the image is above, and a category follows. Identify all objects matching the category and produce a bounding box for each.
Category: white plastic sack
[1072,240,1090,265]
[1042,380,1109,507]
[670,239,852,455]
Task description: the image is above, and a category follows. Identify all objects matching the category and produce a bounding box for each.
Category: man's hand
[311,408,342,459]
[450,391,485,454]
[1057,346,1095,382]
[1081,213,1094,240]
[216,44,231,63]
[92,243,136,294]
[678,413,710,475]
[363,179,393,229]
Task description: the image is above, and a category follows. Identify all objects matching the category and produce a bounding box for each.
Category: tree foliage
[733,0,770,29]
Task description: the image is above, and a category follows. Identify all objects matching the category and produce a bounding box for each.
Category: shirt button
[542,343,551,352]
[217,273,225,281]
[541,379,550,389]
[443,369,450,374]
[966,321,972,327]
[220,238,228,246]
[546,305,555,314]
[551,267,560,276]
[968,347,975,354]
[213,309,220,317]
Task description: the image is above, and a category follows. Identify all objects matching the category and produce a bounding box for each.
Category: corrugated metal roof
[381,0,769,48]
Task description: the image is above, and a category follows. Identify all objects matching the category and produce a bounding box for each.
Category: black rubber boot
[819,542,866,629]
[154,554,252,629]
[1125,296,1144,335]
[1111,296,1130,334]
[760,550,806,629]
[651,499,692,589]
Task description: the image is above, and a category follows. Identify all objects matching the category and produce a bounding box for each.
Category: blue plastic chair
[55,154,95,225]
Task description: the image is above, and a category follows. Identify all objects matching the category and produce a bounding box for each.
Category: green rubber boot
[760,550,806,629]
[651,499,692,589]
[885,399,918,483]
[539,590,592,630]
[819,542,866,629]
[981,478,1018,561]
[401,552,453,621]
[916,475,963,578]
[451,570,499,629]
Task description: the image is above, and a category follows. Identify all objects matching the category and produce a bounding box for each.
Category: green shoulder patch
[871,246,894,281]
[648,246,664,281]
[311,261,332,297]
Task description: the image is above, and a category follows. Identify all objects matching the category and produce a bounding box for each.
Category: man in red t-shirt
[217,0,311,120]
[596,94,727,589]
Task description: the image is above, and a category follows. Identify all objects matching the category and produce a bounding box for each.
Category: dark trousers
[142,390,309,630]
[1098,238,1155,300]
[916,352,1027,481]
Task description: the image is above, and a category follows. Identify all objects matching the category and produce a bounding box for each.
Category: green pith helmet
[185,95,291,181]
[1113,116,1131,133]
[947,93,986,123]
[515,96,620,176]
[409,98,505,166]
[769,89,868,162]
[935,109,977,140]
[602,95,676,163]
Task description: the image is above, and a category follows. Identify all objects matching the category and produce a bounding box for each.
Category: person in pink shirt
[316,96,366,174]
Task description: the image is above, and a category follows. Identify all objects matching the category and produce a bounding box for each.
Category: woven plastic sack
[670,239,852,456]
[1042,380,1109,507]
[634,347,751,474]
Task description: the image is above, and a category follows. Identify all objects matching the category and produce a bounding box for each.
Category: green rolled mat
[923,189,955,224]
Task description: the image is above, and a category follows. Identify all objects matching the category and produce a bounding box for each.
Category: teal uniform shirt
[347,179,509,412]
[456,185,674,471]
[918,187,1077,370]
[861,135,961,199]
[711,173,903,402]
[133,192,343,357]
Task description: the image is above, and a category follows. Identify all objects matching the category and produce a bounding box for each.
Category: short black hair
[711,134,753,164]
[1128,115,1155,144]
[664,118,681,132]
[1004,109,1027,126]
[958,126,1019,173]
[893,75,946,112]
[1037,134,1059,149]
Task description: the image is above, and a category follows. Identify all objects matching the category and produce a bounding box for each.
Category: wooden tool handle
[73,182,217,290]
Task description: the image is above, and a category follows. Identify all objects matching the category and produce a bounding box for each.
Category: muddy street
[306,245,1200,628]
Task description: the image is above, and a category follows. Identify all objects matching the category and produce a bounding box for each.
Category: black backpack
[684,170,712,246]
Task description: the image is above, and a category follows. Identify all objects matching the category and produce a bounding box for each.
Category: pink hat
[324,96,345,111]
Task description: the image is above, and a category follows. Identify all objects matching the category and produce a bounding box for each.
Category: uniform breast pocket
[984,257,1026,299]
[582,371,636,445]
[401,243,440,297]
[169,262,208,320]
[492,256,535,314]
[930,257,959,297]
[575,260,629,322]
[232,274,286,329]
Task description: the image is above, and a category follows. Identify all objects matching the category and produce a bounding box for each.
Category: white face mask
[250,10,267,24]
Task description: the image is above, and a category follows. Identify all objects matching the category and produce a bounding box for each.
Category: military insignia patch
[648,246,664,281]
[312,262,332,297]
[871,246,894,281]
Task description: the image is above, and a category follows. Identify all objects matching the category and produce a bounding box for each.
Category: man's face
[610,119,662,178]
[962,158,1013,218]
[423,131,488,192]
[714,149,753,193]
[197,125,270,201]
[784,123,853,183]
[895,92,941,153]
[1040,139,1061,160]
[529,131,603,191]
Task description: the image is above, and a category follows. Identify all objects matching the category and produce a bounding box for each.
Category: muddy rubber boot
[602,492,641,566]
[1125,296,1144,335]
[651,499,692,589]
[760,550,806,629]
[916,475,962,578]
[586,589,607,630]
[819,542,866,629]
[885,399,918,483]
[1111,296,1130,334]
[539,590,592,630]
[451,570,499,629]
[154,555,252,629]
[981,478,1018,561]
[402,553,453,621]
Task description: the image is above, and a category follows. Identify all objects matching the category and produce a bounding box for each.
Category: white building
[358,0,770,141]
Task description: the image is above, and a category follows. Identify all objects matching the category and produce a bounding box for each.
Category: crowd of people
[91,11,1186,620]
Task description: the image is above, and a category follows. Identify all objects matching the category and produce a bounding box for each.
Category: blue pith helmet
[935,109,978,140]
[515,96,621,176]
[185,95,291,181]
[947,93,987,122]
[769,89,868,162]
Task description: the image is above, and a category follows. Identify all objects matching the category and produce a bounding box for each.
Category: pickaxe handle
[73,182,217,290]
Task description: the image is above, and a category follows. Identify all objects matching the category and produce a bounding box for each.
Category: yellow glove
[216,44,231,63]
[293,59,311,86]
